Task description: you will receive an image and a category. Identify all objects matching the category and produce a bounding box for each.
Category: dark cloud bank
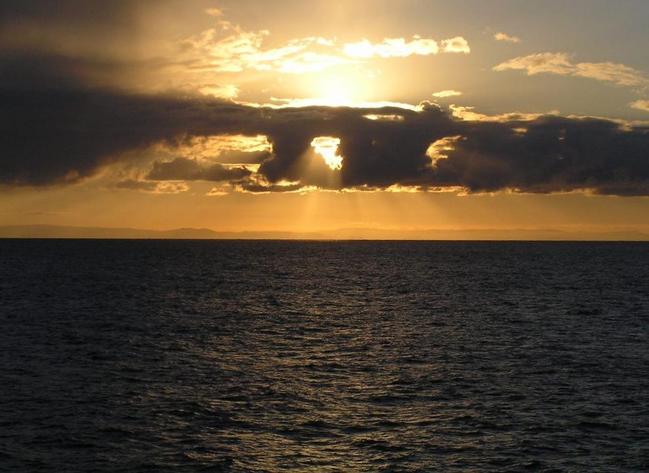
[3,65,649,196]
[1,0,649,196]
[2,59,649,195]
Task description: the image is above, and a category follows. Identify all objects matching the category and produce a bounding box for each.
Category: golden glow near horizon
[3,1,649,238]
[311,136,343,170]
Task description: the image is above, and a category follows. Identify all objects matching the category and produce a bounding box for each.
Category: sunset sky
[2,0,649,236]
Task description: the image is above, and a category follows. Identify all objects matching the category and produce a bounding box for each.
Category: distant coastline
[1,224,648,241]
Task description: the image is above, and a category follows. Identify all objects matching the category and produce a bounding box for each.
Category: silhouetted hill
[1,224,649,241]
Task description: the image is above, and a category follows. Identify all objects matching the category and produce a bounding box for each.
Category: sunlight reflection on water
[1,240,648,472]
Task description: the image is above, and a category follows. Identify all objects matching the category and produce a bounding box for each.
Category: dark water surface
[1,240,649,472]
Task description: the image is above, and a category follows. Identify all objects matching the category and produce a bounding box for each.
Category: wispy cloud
[494,32,520,43]
[494,52,649,87]
[440,36,471,54]
[183,22,471,75]
[449,105,551,122]
[266,97,421,110]
[198,83,239,99]
[630,99,649,112]
[432,90,462,98]
[116,180,190,194]
[342,36,470,58]
[493,52,574,75]
[574,62,649,87]
[343,36,439,58]
[184,27,348,74]
[206,186,229,196]
[147,158,251,182]
[204,7,223,17]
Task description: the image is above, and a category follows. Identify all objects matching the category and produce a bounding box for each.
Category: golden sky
[1,0,649,237]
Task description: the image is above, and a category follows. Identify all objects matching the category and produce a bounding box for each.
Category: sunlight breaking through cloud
[311,137,343,170]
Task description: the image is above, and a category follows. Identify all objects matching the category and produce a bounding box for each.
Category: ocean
[1,240,648,472]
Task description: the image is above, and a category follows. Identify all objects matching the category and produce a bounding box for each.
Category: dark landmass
[1,224,648,241]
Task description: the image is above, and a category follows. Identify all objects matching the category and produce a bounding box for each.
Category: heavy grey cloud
[433,117,649,195]
[0,52,265,185]
[0,0,149,58]
[1,47,648,195]
[147,158,251,181]
[0,0,139,35]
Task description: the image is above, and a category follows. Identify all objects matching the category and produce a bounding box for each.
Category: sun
[308,72,368,107]
[277,70,383,108]
[316,77,355,106]
[311,136,343,170]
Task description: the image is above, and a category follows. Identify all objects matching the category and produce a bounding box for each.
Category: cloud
[343,37,439,58]
[0,0,139,44]
[184,29,352,73]
[3,51,649,196]
[440,37,471,54]
[0,0,212,94]
[273,50,353,74]
[342,36,470,58]
[363,114,405,122]
[212,150,270,164]
[206,186,228,196]
[199,84,239,99]
[267,96,420,110]
[630,99,649,112]
[574,62,649,87]
[146,158,251,181]
[164,134,272,159]
[494,52,649,87]
[494,52,574,75]
[0,0,473,107]
[0,52,266,185]
[429,116,649,196]
[449,105,552,122]
[0,0,159,67]
[205,7,223,17]
[432,90,462,98]
[235,177,314,194]
[115,179,189,194]
[186,31,471,74]
[494,32,520,43]
[252,102,649,195]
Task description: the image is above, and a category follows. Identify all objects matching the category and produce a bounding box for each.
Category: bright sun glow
[311,136,343,170]
[296,72,369,107]
[316,77,355,106]
[272,72,422,110]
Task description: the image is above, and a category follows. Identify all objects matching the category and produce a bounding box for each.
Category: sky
[1,0,649,236]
